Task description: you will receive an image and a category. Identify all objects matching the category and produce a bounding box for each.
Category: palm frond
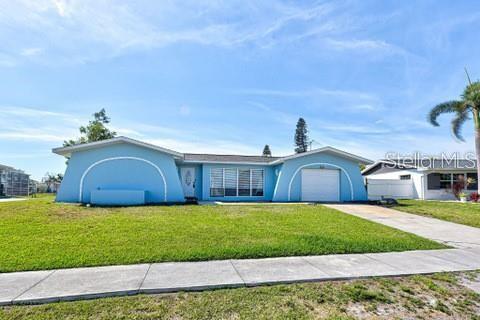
[428,101,462,126]
[451,109,470,141]
[463,100,476,110]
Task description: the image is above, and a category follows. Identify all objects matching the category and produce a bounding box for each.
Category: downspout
[421,174,425,200]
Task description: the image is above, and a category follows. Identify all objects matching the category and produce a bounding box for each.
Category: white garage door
[301,168,340,202]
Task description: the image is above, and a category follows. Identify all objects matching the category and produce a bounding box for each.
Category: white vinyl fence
[366,179,414,200]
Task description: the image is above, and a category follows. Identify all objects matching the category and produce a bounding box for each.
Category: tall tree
[428,71,480,193]
[42,173,63,193]
[63,108,116,146]
[262,144,272,157]
[294,117,309,153]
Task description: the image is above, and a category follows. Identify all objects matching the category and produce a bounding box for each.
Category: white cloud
[0,105,85,143]
[0,130,68,142]
[0,106,66,117]
[349,104,378,111]
[237,88,376,100]
[52,0,67,17]
[322,125,391,135]
[109,126,143,137]
[0,53,17,67]
[145,138,261,155]
[322,38,413,58]
[0,152,52,159]
[0,1,403,65]
[326,38,391,50]
[0,106,84,125]
[179,105,191,116]
[20,47,44,56]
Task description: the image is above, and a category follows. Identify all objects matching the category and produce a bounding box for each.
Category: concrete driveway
[325,204,480,249]
[0,198,26,203]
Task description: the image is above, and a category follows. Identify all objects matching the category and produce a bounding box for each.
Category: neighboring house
[52,136,372,205]
[35,181,61,193]
[362,159,478,200]
[0,164,30,197]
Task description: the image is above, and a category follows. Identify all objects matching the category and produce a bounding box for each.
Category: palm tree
[428,71,480,193]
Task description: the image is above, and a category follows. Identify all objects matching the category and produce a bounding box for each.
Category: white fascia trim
[361,160,383,175]
[78,156,167,203]
[361,160,418,175]
[270,147,373,166]
[181,160,270,166]
[418,168,478,172]
[53,136,183,158]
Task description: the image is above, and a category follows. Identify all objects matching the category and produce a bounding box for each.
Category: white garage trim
[287,162,354,201]
[78,157,167,203]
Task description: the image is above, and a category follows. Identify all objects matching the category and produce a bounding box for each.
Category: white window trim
[236,169,239,197]
[222,168,225,194]
[209,167,225,197]
[433,172,472,190]
[238,168,252,197]
[250,169,253,197]
[209,168,265,198]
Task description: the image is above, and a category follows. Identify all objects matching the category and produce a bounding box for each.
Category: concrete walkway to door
[325,204,480,249]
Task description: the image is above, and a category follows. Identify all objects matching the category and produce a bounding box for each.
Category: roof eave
[181,160,271,165]
[269,147,373,166]
[52,136,183,159]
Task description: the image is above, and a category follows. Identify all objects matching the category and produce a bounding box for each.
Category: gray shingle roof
[183,154,282,163]
[0,164,15,170]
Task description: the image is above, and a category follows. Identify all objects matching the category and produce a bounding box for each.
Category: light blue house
[53,137,372,205]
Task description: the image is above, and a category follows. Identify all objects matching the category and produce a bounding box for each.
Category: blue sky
[0,0,479,180]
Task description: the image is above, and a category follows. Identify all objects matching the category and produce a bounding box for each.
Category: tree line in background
[65,108,311,157]
[262,117,310,157]
[63,108,116,147]
[38,172,63,193]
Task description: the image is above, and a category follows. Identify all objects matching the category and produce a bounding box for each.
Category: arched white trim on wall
[272,170,282,199]
[287,162,354,201]
[78,157,167,203]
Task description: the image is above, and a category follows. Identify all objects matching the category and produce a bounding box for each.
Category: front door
[181,167,196,197]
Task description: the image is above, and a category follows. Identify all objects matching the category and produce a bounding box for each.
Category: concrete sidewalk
[2,204,480,306]
[325,204,480,249]
[0,198,26,203]
[1,247,480,305]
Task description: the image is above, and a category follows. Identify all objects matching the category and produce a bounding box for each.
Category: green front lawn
[1,272,479,319]
[0,196,445,272]
[394,200,480,228]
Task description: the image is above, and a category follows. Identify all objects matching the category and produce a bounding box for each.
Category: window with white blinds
[251,169,264,196]
[238,169,250,196]
[210,168,224,197]
[224,168,237,196]
[209,168,264,197]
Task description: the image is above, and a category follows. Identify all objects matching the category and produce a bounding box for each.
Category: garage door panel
[301,169,340,202]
